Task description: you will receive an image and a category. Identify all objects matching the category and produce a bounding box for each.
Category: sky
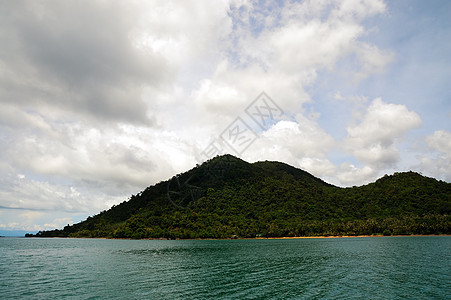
[0,0,450,234]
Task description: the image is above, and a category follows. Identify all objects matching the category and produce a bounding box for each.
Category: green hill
[31,155,451,239]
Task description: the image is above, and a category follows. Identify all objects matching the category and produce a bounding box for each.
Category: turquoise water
[0,237,449,299]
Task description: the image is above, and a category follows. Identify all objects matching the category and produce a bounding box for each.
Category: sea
[0,236,449,299]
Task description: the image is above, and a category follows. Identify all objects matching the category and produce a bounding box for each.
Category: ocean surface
[0,236,449,299]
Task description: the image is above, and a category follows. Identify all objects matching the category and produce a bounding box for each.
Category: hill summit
[30,155,450,238]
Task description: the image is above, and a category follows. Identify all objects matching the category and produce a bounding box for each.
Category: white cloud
[336,163,376,186]
[175,0,395,162]
[344,98,422,168]
[352,42,394,82]
[334,91,369,104]
[244,118,335,178]
[4,122,199,192]
[426,130,451,154]
[331,0,387,21]
[0,173,101,213]
[19,211,45,224]
[414,130,451,182]
[192,78,247,118]
[0,212,76,231]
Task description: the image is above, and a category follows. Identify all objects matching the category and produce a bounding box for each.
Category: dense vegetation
[30,155,451,239]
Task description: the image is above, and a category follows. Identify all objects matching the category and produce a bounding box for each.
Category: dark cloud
[0,0,174,125]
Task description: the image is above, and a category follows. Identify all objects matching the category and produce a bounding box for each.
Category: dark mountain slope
[31,155,450,238]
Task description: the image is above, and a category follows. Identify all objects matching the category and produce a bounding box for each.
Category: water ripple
[1,237,450,299]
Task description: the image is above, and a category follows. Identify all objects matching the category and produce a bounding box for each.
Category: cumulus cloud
[426,130,451,154]
[414,130,451,182]
[243,118,336,178]
[190,0,392,114]
[336,163,376,186]
[344,98,422,168]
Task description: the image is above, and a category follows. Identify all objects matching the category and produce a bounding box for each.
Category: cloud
[181,0,394,150]
[0,211,76,231]
[0,172,100,213]
[414,130,451,182]
[243,118,336,178]
[336,163,376,186]
[352,43,394,82]
[331,0,387,20]
[3,122,199,191]
[344,98,422,168]
[426,130,451,154]
[0,0,232,216]
[0,1,169,125]
[0,0,232,126]
[19,211,45,224]
[192,77,248,120]
[0,0,395,209]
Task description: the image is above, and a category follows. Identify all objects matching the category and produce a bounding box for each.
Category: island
[29,155,450,239]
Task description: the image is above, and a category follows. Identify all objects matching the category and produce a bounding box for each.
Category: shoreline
[253,234,451,239]
[24,234,450,240]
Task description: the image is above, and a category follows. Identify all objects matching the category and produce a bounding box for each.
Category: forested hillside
[30,155,450,239]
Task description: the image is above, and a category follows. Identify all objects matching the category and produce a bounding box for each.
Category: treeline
[36,214,447,239]
[28,155,451,239]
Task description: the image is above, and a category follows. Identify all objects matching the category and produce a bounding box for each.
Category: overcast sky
[0,0,450,233]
